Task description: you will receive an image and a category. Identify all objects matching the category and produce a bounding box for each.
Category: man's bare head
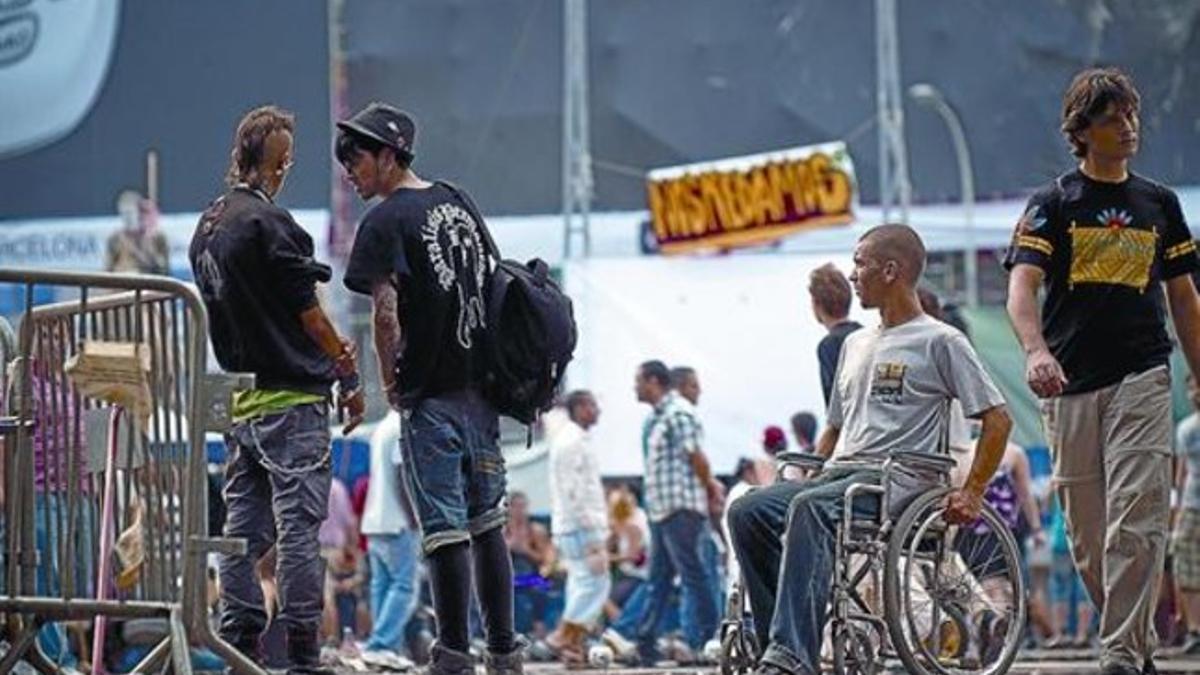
[860,224,926,285]
[850,224,926,310]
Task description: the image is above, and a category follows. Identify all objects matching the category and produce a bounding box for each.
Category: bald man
[727,224,1012,675]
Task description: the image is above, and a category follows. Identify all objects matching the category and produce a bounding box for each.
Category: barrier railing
[0,269,262,675]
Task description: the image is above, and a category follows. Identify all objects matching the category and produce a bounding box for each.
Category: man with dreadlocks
[190,105,364,674]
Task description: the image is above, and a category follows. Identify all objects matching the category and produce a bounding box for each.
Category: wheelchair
[718,450,1027,675]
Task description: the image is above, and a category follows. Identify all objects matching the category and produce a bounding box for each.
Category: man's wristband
[333,341,357,378]
[338,370,361,396]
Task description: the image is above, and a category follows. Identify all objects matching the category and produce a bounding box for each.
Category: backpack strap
[436,180,502,262]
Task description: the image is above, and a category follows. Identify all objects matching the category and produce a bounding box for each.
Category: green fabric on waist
[232,389,324,422]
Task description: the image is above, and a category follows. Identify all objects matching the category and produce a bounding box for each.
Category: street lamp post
[909,83,977,307]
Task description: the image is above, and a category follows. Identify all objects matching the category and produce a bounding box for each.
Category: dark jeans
[681,529,724,649]
[728,469,879,675]
[400,389,507,554]
[219,402,333,652]
[401,389,514,656]
[635,509,719,656]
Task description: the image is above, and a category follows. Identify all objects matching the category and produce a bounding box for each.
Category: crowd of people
[13,65,1200,675]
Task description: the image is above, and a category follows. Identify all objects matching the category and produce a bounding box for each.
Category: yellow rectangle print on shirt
[1068,221,1158,292]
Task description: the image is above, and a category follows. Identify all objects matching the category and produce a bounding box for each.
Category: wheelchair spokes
[885,490,1026,675]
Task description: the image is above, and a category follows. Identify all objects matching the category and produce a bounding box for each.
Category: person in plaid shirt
[631,360,721,665]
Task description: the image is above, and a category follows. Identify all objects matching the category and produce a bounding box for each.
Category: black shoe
[1099,662,1141,675]
[423,641,476,675]
[220,631,265,668]
[285,629,335,675]
[1182,632,1200,656]
[484,636,529,675]
[752,662,793,675]
[635,642,662,668]
[1142,657,1158,675]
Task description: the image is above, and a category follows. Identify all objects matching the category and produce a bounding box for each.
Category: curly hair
[226,105,295,188]
[808,263,852,319]
[1061,67,1140,159]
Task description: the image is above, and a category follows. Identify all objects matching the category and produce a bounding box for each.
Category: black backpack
[438,182,578,425]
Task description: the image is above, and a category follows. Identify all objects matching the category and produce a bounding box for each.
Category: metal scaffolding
[876,0,911,225]
[562,0,593,259]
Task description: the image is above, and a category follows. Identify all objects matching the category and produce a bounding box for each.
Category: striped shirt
[642,392,707,522]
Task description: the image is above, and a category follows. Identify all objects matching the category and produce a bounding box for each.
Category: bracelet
[333,340,357,378]
[338,370,361,395]
[334,353,356,379]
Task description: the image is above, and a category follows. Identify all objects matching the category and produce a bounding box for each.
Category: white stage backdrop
[563,253,875,477]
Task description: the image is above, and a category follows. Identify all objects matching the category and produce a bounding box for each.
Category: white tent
[561,253,876,477]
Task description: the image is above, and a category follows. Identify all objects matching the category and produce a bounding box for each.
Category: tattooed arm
[371,279,404,410]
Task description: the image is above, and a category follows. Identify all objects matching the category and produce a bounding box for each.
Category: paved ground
[299,651,1200,674]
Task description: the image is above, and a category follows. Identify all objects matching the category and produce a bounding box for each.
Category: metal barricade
[0,269,261,675]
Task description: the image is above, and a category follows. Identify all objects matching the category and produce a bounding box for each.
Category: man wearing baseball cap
[337,102,522,675]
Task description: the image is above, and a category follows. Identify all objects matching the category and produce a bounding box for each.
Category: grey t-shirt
[828,314,1005,462]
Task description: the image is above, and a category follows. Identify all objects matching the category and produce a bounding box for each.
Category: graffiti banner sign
[646,141,856,254]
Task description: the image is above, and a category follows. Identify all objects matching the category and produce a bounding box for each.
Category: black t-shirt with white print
[344,183,490,408]
[1004,169,1199,395]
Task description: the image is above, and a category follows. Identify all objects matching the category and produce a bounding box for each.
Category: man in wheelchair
[728,224,1013,675]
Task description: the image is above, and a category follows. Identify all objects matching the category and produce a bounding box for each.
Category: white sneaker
[601,628,637,659]
[360,649,415,671]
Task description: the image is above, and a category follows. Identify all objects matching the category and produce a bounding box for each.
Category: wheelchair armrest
[887,450,957,477]
[774,451,826,473]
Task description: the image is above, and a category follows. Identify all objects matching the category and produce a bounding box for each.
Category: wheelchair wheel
[883,488,1025,675]
[832,623,879,675]
[923,601,971,662]
[719,625,760,675]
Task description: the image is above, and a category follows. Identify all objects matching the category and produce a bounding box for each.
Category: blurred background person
[107,189,169,275]
[601,484,648,659]
[1173,375,1200,654]
[543,391,610,665]
[505,491,560,640]
[808,263,860,406]
[358,418,420,671]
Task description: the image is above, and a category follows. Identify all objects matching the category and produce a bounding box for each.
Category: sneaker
[1181,633,1200,656]
[635,641,663,668]
[287,628,337,675]
[1142,657,1158,675]
[702,638,724,664]
[423,642,476,675]
[469,638,487,660]
[286,665,337,674]
[361,649,415,672]
[483,636,529,675]
[1044,635,1071,650]
[525,640,556,662]
[1099,662,1141,675]
[408,629,435,666]
[600,628,637,660]
[660,635,696,664]
[752,662,791,675]
[980,613,1010,665]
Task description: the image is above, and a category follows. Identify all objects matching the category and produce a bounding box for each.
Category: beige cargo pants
[1042,365,1173,670]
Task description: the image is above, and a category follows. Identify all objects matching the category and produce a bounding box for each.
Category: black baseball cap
[337,102,416,163]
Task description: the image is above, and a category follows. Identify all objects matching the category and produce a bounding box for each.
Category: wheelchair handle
[886,450,957,476]
[774,451,826,473]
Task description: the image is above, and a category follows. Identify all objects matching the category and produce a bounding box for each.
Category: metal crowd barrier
[0,269,261,675]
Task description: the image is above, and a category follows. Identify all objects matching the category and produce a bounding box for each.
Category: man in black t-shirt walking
[1006,68,1200,675]
[337,103,522,675]
[191,106,365,674]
